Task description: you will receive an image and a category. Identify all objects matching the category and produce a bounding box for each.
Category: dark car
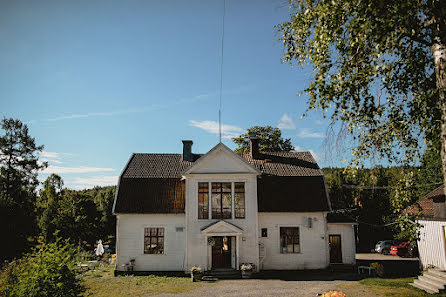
[390,242,418,257]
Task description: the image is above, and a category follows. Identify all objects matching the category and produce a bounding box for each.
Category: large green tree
[0,118,46,260]
[37,174,64,242]
[279,0,445,230]
[232,126,293,153]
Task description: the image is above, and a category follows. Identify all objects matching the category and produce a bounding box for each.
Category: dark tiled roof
[115,178,185,214]
[326,213,357,223]
[424,185,445,200]
[114,150,327,214]
[258,176,330,212]
[404,185,444,217]
[241,152,323,176]
[123,152,323,178]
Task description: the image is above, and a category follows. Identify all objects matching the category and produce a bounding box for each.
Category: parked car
[375,240,396,254]
[390,242,418,257]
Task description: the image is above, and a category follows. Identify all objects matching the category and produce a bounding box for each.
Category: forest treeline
[1,118,444,261]
[0,118,116,262]
[323,146,443,251]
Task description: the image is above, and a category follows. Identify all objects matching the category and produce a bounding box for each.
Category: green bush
[0,237,84,297]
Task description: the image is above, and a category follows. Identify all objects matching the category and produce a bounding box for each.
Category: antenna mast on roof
[218,0,226,143]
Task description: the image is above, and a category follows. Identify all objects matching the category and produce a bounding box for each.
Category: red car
[390,242,411,257]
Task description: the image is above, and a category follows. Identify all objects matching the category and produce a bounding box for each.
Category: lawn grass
[81,264,204,297]
[353,277,446,297]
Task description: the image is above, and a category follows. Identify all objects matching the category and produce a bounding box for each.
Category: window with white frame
[234,182,245,218]
[197,181,246,219]
[212,182,232,219]
[198,182,209,219]
[144,227,164,254]
[280,227,300,253]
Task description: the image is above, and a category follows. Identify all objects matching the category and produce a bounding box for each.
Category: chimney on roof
[182,140,193,162]
[249,132,259,159]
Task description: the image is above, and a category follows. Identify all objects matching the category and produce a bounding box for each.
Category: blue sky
[1,0,341,189]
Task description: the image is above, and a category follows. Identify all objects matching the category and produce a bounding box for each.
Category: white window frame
[196,180,247,220]
[143,226,166,255]
[278,225,301,254]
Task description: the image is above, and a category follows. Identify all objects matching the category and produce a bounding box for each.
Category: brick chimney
[182,140,193,162]
[249,132,259,159]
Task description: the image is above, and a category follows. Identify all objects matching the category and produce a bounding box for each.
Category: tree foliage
[232,126,293,153]
[0,236,84,297]
[280,0,445,238]
[37,174,116,249]
[0,118,46,261]
[280,0,444,165]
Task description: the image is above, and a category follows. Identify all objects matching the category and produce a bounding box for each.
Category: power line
[218,0,226,143]
[341,182,443,190]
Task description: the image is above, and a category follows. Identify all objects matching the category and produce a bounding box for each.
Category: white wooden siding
[327,223,356,265]
[184,174,259,272]
[418,219,446,270]
[258,212,329,270]
[116,214,185,271]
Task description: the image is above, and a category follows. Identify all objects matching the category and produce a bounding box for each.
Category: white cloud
[189,120,243,139]
[67,176,119,189]
[297,128,325,138]
[292,145,304,152]
[315,120,324,125]
[42,166,115,174]
[40,151,67,164]
[278,114,296,130]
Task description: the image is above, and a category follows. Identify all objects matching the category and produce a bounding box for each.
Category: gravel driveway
[154,278,377,297]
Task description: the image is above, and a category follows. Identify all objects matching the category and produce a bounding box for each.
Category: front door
[212,236,232,269]
[329,235,343,263]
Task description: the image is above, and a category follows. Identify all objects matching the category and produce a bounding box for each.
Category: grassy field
[340,277,446,297]
[81,264,204,297]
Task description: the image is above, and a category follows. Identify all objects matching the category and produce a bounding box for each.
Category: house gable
[184,142,259,175]
[201,220,243,235]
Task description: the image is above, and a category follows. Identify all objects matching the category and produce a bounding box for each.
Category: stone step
[204,270,241,279]
[428,268,446,281]
[419,275,445,290]
[423,273,446,288]
[413,279,440,294]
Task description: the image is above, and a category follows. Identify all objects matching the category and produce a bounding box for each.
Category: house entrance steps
[411,268,446,294]
[203,268,241,279]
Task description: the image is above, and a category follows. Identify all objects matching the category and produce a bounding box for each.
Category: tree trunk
[433,43,446,201]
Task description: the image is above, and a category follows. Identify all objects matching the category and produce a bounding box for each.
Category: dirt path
[154,279,379,297]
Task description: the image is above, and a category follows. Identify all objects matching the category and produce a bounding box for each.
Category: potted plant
[240,263,254,278]
[190,266,203,282]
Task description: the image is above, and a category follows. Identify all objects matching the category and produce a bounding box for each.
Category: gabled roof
[121,151,323,179]
[183,142,259,175]
[201,220,243,235]
[404,185,444,217]
[113,146,328,214]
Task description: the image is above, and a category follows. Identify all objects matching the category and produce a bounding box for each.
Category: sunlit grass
[81,264,204,297]
[339,277,446,297]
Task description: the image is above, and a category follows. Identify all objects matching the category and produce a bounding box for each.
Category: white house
[409,185,446,270]
[112,134,356,273]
